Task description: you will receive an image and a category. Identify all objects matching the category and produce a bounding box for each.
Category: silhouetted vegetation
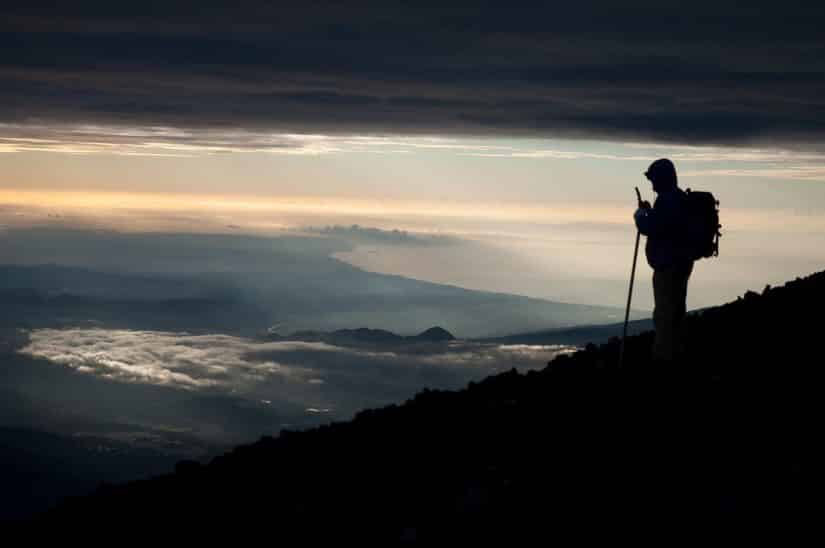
[27,271,822,540]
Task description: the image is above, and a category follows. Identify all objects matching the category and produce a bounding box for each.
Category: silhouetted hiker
[634,159,694,362]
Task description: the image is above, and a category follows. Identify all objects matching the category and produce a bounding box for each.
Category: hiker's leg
[672,262,694,359]
[652,268,676,361]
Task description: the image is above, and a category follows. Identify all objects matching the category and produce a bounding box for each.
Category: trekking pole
[618,187,643,369]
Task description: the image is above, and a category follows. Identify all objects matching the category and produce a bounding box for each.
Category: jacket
[634,187,694,271]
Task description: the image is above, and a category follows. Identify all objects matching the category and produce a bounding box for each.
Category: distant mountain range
[270,321,652,349]
[32,270,823,537]
[0,287,267,332]
[266,326,456,346]
[0,229,640,337]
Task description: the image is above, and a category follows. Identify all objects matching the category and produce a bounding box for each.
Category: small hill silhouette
[270,326,455,346]
[413,326,455,342]
[32,272,822,540]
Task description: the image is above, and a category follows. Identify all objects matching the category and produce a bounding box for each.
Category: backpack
[683,188,721,259]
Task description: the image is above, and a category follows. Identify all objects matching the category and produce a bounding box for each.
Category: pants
[652,262,693,362]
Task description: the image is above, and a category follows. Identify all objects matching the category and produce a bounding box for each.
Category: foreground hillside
[33,271,822,540]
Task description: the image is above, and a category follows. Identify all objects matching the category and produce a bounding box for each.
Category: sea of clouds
[19,328,574,419]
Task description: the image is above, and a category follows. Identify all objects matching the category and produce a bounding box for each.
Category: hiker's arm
[634,206,658,235]
[635,196,678,236]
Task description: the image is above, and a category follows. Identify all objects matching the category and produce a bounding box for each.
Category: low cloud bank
[19,328,574,418]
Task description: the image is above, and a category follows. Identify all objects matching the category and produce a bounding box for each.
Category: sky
[3,1,825,310]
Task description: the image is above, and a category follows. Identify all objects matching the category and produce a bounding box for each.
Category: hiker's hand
[639,200,652,210]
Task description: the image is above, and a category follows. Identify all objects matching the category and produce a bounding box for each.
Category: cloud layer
[3,2,825,146]
[18,328,574,417]
[18,329,315,390]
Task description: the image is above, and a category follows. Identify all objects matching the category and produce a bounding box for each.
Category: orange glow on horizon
[1,188,822,234]
[0,188,631,225]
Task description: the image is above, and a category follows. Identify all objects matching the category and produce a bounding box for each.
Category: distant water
[334,239,637,312]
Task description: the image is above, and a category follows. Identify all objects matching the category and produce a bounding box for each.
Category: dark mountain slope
[33,272,822,540]
[0,428,182,521]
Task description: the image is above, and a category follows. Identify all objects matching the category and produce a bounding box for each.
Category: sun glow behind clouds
[0,188,632,228]
[2,188,825,236]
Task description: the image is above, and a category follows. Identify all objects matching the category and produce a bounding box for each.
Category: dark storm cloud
[3,1,825,145]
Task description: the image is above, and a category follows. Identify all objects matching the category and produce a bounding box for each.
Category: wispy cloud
[0,124,344,157]
[18,329,319,390]
[18,329,573,399]
[466,150,650,161]
[682,166,825,181]
[4,120,825,186]
[0,123,513,157]
[468,142,825,182]
[470,142,825,164]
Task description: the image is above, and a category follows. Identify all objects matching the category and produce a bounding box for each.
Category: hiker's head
[645,158,678,193]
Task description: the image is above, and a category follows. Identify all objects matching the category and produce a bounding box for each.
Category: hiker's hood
[645,158,678,193]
